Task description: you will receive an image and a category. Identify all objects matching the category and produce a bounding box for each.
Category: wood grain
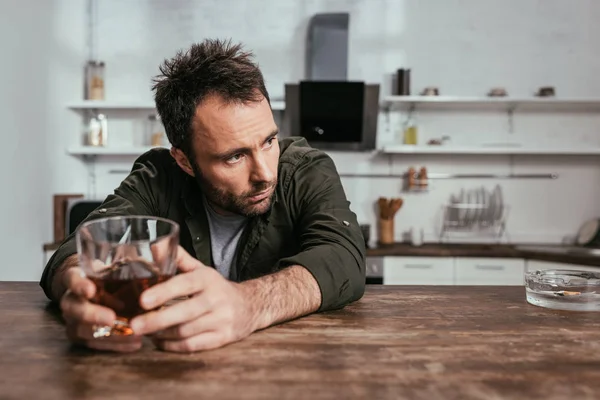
[2,282,600,399]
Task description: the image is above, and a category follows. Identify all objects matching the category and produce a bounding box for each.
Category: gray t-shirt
[203,199,248,280]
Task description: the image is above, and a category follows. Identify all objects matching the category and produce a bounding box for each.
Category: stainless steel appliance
[366,256,383,285]
[306,13,349,81]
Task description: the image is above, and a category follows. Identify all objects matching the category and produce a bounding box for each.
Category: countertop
[367,242,600,267]
[2,282,600,399]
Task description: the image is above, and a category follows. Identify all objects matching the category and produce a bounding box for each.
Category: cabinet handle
[475,265,504,271]
[404,264,433,269]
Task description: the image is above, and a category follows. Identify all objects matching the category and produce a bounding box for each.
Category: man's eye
[265,137,276,148]
[226,154,243,164]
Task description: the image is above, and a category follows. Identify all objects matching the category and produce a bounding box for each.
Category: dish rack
[439,185,510,242]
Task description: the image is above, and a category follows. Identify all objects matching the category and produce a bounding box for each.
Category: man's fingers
[175,245,205,273]
[150,241,177,272]
[130,295,211,336]
[60,291,116,326]
[138,268,215,310]
[154,311,225,340]
[153,331,227,353]
[64,268,95,299]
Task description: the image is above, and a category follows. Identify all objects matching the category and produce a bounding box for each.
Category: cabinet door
[526,260,600,273]
[455,257,525,285]
[383,257,454,285]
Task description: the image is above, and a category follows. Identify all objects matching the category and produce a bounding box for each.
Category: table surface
[2,282,600,400]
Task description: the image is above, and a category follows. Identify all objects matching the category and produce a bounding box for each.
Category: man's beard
[192,164,275,217]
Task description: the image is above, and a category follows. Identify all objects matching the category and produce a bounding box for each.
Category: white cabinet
[381,256,599,286]
[455,257,525,286]
[383,257,454,285]
[526,260,599,273]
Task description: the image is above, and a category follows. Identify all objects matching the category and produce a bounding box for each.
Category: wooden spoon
[378,197,389,219]
[389,198,404,218]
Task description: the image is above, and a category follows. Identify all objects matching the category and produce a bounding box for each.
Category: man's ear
[170,147,195,177]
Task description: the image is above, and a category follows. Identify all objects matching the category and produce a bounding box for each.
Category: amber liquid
[89,258,171,335]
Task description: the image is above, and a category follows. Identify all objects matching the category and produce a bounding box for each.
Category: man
[41,39,366,353]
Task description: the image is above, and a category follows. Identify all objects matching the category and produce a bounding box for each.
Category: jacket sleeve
[277,151,366,312]
[39,150,168,301]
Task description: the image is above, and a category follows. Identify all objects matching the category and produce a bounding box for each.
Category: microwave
[284,81,380,151]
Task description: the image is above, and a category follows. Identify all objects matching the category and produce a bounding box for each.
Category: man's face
[189,95,279,217]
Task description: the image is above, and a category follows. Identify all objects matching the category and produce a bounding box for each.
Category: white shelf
[68,146,166,156]
[382,96,600,111]
[67,99,286,111]
[381,145,600,155]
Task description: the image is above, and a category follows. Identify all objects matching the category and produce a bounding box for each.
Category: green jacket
[40,137,366,311]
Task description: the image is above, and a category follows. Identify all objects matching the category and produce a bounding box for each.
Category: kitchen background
[2,0,600,281]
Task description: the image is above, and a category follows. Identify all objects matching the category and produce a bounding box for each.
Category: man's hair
[152,39,270,157]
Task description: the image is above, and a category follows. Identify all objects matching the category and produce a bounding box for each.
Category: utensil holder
[378,218,394,245]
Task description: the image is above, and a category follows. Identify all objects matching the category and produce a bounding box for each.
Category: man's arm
[240,265,321,331]
[276,149,367,312]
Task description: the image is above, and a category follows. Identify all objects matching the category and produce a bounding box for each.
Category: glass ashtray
[525,269,600,311]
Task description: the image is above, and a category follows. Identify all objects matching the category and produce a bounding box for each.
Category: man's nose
[251,153,275,183]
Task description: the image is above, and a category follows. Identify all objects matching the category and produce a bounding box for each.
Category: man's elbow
[335,254,365,309]
[348,260,366,303]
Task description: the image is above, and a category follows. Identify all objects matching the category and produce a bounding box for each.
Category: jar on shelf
[147,114,165,147]
[85,60,105,100]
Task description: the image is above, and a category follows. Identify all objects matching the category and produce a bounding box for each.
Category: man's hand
[130,248,258,353]
[59,267,143,352]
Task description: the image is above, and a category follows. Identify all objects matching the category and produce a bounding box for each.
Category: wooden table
[2,282,600,400]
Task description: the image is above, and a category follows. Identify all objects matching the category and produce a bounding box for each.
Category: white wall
[2,0,600,280]
[0,0,58,281]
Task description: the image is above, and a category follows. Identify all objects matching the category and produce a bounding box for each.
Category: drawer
[383,257,453,285]
[526,260,600,273]
[455,257,525,286]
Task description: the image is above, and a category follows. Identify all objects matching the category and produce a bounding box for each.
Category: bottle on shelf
[86,112,108,146]
[402,113,418,145]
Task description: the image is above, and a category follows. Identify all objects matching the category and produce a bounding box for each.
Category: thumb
[175,245,205,273]
[64,267,96,299]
